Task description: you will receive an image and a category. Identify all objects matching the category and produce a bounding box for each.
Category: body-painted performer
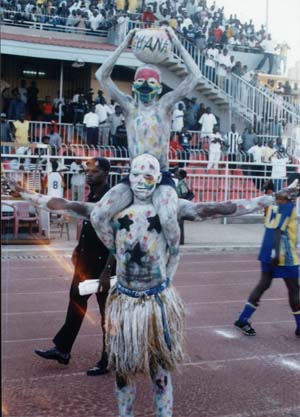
[235,178,300,338]
[4,176,299,415]
[93,26,202,281]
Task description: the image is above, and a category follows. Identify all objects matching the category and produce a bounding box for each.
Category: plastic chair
[1,203,17,234]
[13,202,40,238]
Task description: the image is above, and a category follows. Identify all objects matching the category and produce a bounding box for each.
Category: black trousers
[53,272,108,354]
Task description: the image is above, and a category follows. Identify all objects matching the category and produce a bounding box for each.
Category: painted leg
[152,186,180,281]
[90,183,133,252]
[151,366,173,417]
[115,374,136,417]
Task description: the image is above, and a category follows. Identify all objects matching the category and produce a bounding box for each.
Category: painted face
[132,67,162,104]
[129,154,161,200]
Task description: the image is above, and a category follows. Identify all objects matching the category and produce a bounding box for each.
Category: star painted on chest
[147,215,162,233]
[126,242,146,266]
[118,214,134,231]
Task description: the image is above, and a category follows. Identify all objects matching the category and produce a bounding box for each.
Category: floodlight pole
[58,61,64,125]
[265,0,269,33]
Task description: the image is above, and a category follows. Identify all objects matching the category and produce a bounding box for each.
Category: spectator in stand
[172,102,184,135]
[176,168,190,245]
[110,105,124,146]
[141,5,155,26]
[41,96,54,122]
[169,133,183,161]
[224,123,242,169]
[199,107,218,138]
[204,42,218,81]
[275,137,286,154]
[12,113,30,147]
[15,79,28,105]
[96,96,112,146]
[275,42,290,74]
[268,115,283,137]
[49,124,62,154]
[73,94,88,142]
[242,126,257,151]
[207,126,223,170]
[70,160,86,201]
[216,48,232,91]
[283,81,292,95]
[247,138,265,189]
[27,80,39,120]
[43,160,65,198]
[7,93,26,120]
[178,126,192,159]
[256,34,276,74]
[1,113,13,156]
[270,151,290,192]
[83,104,99,147]
[114,119,128,148]
[262,139,277,163]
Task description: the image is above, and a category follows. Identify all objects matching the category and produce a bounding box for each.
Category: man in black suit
[35,158,114,376]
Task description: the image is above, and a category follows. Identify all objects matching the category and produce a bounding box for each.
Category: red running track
[2,250,300,417]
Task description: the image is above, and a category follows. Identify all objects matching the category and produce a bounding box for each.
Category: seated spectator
[48,125,62,154]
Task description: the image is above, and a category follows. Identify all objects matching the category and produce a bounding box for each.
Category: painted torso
[113,203,168,290]
[125,101,172,171]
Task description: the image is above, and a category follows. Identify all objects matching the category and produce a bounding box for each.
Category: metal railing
[2,146,298,204]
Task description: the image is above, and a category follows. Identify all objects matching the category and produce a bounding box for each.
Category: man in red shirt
[141,6,156,27]
[41,96,54,122]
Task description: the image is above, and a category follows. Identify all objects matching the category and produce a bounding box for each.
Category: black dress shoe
[87,354,109,376]
[35,347,71,365]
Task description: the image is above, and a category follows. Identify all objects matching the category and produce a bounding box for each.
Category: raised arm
[5,178,94,220]
[178,180,299,221]
[95,29,136,114]
[160,27,202,110]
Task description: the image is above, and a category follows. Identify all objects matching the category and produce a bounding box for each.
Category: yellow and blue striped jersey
[258,203,299,266]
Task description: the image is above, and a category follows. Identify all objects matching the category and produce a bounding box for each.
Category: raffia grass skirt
[105,285,185,377]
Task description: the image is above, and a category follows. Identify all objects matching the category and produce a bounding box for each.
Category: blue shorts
[121,171,176,189]
[261,262,299,279]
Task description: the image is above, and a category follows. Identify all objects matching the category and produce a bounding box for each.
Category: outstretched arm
[160,27,202,110]
[95,29,136,114]
[178,180,299,221]
[5,178,94,220]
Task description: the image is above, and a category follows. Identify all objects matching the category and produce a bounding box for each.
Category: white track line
[279,358,300,371]
[2,282,257,296]
[2,269,260,282]
[2,320,294,343]
[3,352,300,384]
[2,298,287,316]
[215,406,300,417]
